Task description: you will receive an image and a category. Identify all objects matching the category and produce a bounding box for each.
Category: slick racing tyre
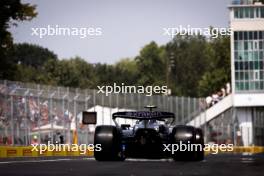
[194,128,204,161]
[94,125,124,161]
[171,125,204,161]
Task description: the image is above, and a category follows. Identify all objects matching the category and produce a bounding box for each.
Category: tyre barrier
[0,146,263,158]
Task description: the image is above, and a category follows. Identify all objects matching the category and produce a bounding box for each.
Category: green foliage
[15,64,42,83]
[0,0,37,80]
[44,57,96,88]
[10,43,57,68]
[135,41,166,86]
[198,68,229,96]
[1,35,230,97]
[166,35,210,96]
[114,58,139,85]
[92,63,115,86]
[198,35,231,96]
[0,0,37,49]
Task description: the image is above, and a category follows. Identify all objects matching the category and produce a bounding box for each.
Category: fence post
[181,97,184,125]
[10,95,14,145]
[175,96,178,124]
[137,93,140,110]
[49,91,55,144]
[109,93,112,125]
[37,85,43,145]
[101,94,104,125]
[24,89,29,145]
[187,97,191,124]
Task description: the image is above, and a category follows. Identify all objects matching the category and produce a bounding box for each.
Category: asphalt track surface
[0,154,264,176]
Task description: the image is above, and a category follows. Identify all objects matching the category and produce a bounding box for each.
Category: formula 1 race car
[82,106,204,161]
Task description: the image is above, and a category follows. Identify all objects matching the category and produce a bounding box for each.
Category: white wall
[234,94,264,107]
[236,108,253,146]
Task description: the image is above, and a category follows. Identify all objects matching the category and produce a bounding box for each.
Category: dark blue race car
[82,106,204,161]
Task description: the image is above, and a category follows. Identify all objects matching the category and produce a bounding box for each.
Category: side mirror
[82,111,97,124]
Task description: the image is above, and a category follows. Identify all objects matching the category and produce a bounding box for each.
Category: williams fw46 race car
[82,106,204,161]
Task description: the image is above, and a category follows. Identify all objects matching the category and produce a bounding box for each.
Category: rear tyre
[171,125,196,161]
[194,128,204,161]
[94,125,124,161]
[171,126,204,161]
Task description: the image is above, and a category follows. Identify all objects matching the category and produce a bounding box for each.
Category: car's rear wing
[112,111,175,120]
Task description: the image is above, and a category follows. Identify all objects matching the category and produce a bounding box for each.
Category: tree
[0,0,37,48]
[44,57,96,88]
[93,63,116,86]
[198,35,231,96]
[135,41,166,86]
[0,0,37,80]
[114,58,139,85]
[10,43,57,68]
[198,68,229,96]
[166,35,209,96]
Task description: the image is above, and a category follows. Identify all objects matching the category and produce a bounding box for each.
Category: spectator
[217,91,223,101]
[212,93,219,105]
[43,135,50,144]
[199,99,207,110]
[59,134,64,144]
[2,136,8,145]
[54,132,63,144]
[221,87,226,97]
[206,96,213,108]
[31,135,39,145]
[226,83,231,95]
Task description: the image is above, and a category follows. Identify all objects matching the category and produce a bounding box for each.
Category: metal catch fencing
[0,80,205,146]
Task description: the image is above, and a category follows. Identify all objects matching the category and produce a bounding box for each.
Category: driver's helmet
[149,119,157,124]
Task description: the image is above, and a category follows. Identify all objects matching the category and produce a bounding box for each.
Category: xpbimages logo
[31,25,102,38]
[97,83,168,96]
[163,25,233,38]
[163,142,234,154]
[31,141,102,154]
